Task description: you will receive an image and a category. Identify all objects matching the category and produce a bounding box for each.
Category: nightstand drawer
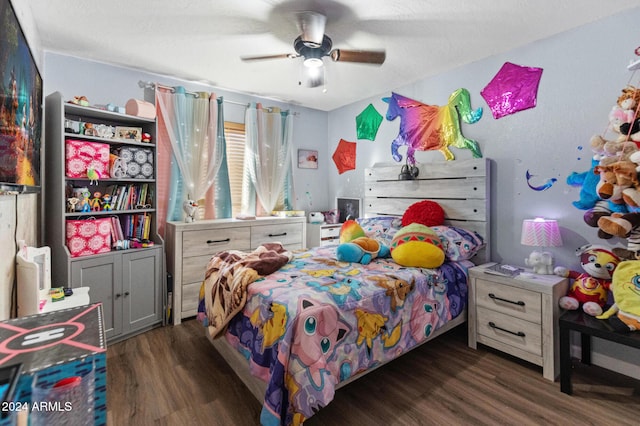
[321,225,341,239]
[477,307,542,356]
[476,278,541,324]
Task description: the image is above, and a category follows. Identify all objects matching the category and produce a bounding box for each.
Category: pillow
[402,200,445,227]
[431,225,485,261]
[356,216,402,246]
[390,223,445,268]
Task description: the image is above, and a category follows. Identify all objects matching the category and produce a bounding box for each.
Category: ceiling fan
[241,11,385,88]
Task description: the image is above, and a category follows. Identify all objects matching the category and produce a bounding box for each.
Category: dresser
[467,263,568,381]
[165,217,306,324]
[306,223,342,248]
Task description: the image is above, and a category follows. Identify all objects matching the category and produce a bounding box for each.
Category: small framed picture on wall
[298,149,318,169]
[336,197,361,223]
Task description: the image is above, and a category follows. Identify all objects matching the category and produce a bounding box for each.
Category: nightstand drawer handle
[268,232,287,237]
[488,321,525,337]
[207,238,231,244]
[488,293,525,306]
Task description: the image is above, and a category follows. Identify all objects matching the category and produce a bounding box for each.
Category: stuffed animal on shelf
[596,260,640,331]
[554,244,621,316]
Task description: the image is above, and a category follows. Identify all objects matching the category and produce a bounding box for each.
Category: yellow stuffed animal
[597,260,640,331]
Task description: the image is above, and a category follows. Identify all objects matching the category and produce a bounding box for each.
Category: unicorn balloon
[382,89,483,164]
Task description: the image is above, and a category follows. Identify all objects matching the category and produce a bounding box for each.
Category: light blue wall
[42,53,330,212]
[329,7,640,270]
[327,7,640,378]
[42,8,640,378]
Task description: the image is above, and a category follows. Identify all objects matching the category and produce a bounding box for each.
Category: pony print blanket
[199,245,470,425]
[202,242,293,338]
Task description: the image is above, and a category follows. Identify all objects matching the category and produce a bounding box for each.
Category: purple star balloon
[481,62,543,119]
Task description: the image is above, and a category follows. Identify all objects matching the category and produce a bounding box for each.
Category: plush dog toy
[597,260,640,331]
[554,244,621,316]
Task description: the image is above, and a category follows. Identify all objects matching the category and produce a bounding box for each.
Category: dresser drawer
[477,307,542,356]
[182,281,202,313]
[182,227,250,257]
[476,278,541,324]
[251,223,303,248]
[182,254,212,284]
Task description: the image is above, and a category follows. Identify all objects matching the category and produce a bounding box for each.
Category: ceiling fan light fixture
[303,57,323,68]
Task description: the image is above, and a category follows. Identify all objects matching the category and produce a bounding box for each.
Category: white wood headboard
[364,158,491,264]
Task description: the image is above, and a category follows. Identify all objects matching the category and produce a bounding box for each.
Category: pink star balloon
[481,62,543,119]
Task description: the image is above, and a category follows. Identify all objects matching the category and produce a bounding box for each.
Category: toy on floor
[554,244,620,316]
[597,259,640,331]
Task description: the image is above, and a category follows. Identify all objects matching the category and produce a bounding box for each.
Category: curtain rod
[138,80,300,115]
[137,80,247,106]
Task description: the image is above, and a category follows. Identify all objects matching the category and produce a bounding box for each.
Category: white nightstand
[467,263,568,381]
[306,223,342,248]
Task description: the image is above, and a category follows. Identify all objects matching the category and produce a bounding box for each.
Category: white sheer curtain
[242,103,293,214]
[156,87,224,220]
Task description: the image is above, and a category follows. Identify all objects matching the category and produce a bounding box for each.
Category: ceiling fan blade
[296,11,326,47]
[330,49,386,65]
[241,53,298,62]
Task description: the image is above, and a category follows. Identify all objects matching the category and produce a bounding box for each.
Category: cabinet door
[122,247,163,333]
[70,254,123,340]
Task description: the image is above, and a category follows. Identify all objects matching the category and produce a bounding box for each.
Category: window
[224,122,245,217]
[223,121,289,216]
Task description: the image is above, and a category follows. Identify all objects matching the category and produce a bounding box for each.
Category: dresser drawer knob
[488,293,525,306]
[207,238,231,244]
[268,232,287,237]
[488,321,525,337]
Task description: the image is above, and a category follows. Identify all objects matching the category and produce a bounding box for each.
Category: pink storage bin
[65,140,110,179]
[66,217,112,257]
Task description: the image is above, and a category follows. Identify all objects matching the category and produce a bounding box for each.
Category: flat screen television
[0,0,43,193]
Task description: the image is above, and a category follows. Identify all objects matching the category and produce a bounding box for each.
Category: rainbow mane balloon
[382,89,483,164]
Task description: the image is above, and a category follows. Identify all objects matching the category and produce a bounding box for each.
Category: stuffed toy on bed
[336,237,390,265]
[390,223,445,268]
[597,259,640,331]
[336,220,389,264]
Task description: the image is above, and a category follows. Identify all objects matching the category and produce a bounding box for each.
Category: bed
[198,158,490,425]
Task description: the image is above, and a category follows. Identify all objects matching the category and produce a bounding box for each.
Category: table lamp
[521,218,563,275]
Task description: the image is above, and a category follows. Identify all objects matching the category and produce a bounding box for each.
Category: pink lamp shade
[520,218,563,247]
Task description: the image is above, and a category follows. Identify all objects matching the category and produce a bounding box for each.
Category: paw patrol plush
[597,260,640,331]
[555,244,621,316]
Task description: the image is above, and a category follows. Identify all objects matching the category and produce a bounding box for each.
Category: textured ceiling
[26,0,639,111]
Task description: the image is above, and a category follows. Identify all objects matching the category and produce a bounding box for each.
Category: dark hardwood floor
[107,319,640,425]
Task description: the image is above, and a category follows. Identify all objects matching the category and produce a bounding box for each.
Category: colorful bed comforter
[198,245,471,425]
